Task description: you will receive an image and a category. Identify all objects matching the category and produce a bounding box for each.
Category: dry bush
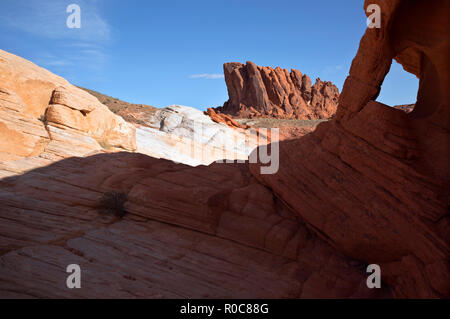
[99,191,127,218]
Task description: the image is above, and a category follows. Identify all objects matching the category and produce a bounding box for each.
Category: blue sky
[0,0,418,110]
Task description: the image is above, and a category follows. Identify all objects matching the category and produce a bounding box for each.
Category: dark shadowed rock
[250,0,449,298]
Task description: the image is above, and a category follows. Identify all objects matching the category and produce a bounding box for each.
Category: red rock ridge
[214,61,339,120]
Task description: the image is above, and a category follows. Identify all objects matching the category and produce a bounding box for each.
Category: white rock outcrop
[136,105,262,166]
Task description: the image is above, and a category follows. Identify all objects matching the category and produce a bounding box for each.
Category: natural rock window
[375,59,419,113]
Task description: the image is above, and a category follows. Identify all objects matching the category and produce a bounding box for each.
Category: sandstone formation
[214,61,340,119]
[0,49,136,170]
[0,50,384,298]
[0,50,270,170]
[250,0,449,298]
[394,104,415,113]
[0,0,448,299]
[0,153,385,298]
[205,108,250,129]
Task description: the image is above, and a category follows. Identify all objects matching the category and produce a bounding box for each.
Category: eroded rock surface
[0,153,385,298]
[0,49,136,174]
[250,0,449,298]
[214,61,339,120]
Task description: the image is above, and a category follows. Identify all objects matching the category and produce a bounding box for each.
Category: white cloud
[189,73,224,80]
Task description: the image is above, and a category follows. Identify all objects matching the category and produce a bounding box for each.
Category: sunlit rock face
[214,61,339,120]
[0,49,136,177]
[0,50,265,172]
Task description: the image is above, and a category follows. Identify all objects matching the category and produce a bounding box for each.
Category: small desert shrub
[99,191,127,218]
[38,114,47,123]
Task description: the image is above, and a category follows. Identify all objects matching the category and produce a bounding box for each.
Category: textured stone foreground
[0,153,383,298]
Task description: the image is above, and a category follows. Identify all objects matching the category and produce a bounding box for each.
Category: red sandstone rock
[250,0,449,298]
[394,104,414,113]
[205,108,250,129]
[205,107,316,141]
[0,153,383,298]
[0,49,137,163]
[214,61,339,120]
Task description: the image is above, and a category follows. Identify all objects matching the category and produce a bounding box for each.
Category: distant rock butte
[394,104,415,113]
[213,61,340,120]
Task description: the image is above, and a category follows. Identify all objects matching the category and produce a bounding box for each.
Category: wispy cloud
[0,0,111,77]
[42,59,73,67]
[189,73,224,80]
[322,64,344,75]
[33,48,107,73]
[0,0,110,42]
